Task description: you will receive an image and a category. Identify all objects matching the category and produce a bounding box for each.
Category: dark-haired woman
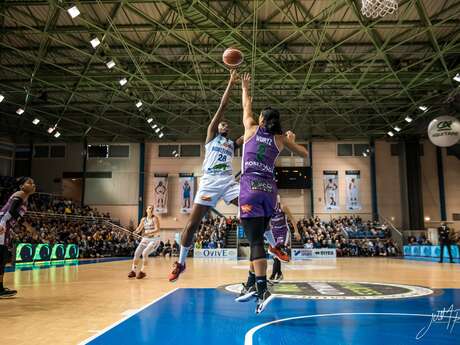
[0,177,36,298]
[235,73,308,314]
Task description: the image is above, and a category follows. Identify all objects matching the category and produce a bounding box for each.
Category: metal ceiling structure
[0,0,459,142]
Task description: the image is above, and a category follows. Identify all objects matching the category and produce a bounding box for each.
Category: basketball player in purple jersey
[236,73,308,313]
[269,195,292,282]
[0,177,36,298]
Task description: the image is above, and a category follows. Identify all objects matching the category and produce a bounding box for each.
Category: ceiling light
[47,127,55,134]
[54,131,61,138]
[155,127,160,133]
[32,118,40,125]
[151,124,158,129]
[394,126,401,132]
[453,73,460,83]
[0,94,4,103]
[363,152,367,157]
[418,105,428,112]
[67,5,80,19]
[172,150,177,154]
[106,60,115,69]
[16,108,24,115]
[119,78,127,86]
[405,116,413,123]
[90,37,100,48]
[366,148,370,153]
[174,153,179,157]
[136,101,143,108]
[147,118,153,123]
[158,132,164,138]
[387,131,394,137]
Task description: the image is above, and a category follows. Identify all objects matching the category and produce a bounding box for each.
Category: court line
[79,288,179,345]
[244,312,435,345]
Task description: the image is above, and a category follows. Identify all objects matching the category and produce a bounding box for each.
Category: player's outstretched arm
[206,70,238,144]
[241,73,257,132]
[283,131,308,158]
[134,218,145,234]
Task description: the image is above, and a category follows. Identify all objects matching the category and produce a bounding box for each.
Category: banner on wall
[179,173,195,214]
[153,173,169,214]
[345,170,361,211]
[323,171,339,211]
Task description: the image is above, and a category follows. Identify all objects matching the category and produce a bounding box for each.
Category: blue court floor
[81,287,460,345]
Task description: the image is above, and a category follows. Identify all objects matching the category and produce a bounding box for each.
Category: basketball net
[361,0,398,18]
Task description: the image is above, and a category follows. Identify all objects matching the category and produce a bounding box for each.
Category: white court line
[244,312,434,345]
[79,288,179,345]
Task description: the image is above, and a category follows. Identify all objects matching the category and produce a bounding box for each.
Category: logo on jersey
[210,163,229,171]
[241,204,253,213]
[201,195,212,201]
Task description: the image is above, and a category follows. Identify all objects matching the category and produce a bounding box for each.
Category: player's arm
[283,131,308,158]
[282,204,299,240]
[241,73,257,131]
[206,70,238,144]
[0,191,25,234]
[234,135,244,150]
[153,217,160,234]
[134,217,145,234]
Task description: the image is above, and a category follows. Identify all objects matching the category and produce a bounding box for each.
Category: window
[159,145,179,157]
[15,146,31,159]
[180,145,201,157]
[109,145,129,158]
[337,144,353,156]
[50,145,66,158]
[354,144,369,156]
[34,145,49,158]
[88,145,108,158]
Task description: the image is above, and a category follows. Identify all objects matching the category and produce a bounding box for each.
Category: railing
[25,211,120,225]
[380,214,403,251]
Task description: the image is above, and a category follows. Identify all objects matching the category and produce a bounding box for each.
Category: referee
[438,222,453,263]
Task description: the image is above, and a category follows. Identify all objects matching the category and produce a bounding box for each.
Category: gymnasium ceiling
[0,0,459,143]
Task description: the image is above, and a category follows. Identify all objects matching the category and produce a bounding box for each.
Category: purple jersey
[271,206,289,246]
[240,127,280,218]
[0,194,27,247]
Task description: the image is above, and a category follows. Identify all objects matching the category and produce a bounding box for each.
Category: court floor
[1,257,459,345]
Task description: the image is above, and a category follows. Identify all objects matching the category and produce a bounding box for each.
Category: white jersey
[143,216,158,237]
[202,135,234,176]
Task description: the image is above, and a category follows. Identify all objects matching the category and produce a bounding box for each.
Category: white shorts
[194,174,239,207]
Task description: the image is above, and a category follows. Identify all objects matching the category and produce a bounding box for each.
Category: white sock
[131,263,137,271]
[178,245,190,265]
[141,262,146,272]
[264,229,276,247]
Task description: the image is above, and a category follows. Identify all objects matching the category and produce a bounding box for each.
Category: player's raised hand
[285,130,296,143]
[242,73,251,89]
[229,69,239,84]
[0,224,5,235]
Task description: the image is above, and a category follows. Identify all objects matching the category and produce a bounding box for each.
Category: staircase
[225,226,237,248]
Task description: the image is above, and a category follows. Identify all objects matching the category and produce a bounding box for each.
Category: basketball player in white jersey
[349,178,358,208]
[128,205,160,279]
[168,70,241,282]
[325,178,338,208]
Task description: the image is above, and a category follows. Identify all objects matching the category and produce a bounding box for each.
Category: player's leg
[0,245,16,298]
[138,240,158,279]
[129,239,146,278]
[169,203,210,282]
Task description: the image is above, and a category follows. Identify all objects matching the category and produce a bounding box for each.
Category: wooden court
[1,257,459,345]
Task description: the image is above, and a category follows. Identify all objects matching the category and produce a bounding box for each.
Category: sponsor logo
[220,281,434,300]
[194,248,237,259]
[437,120,452,131]
[241,204,253,213]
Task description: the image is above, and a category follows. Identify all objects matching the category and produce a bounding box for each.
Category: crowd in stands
[2,175,404,259]
[194,216,231,249]
[406,235,432,246]
[296,215,398,257]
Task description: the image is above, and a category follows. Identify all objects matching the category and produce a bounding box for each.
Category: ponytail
[261,107,283,135]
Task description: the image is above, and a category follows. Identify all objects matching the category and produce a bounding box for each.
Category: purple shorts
[239,174,277,218]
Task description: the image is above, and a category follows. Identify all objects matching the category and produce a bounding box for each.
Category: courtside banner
[153,173,168,214]
[194,248,237,259]
[292,248,337,260]
[179,173,194,214]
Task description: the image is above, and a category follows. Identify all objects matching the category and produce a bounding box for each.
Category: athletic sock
[256,276,267,295]
[264,229,276,247]
[178,245,190,265]
[131,263,137,271]
[246,271,256,287]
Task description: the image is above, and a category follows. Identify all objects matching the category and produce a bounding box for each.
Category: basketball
[223,48,244,67]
